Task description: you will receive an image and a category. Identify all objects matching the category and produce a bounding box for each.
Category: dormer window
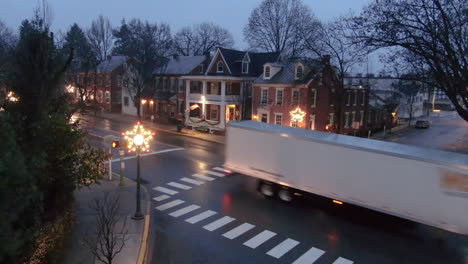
[217,61,224,73]
[199,64,204,74]
[264,66,270,78]
[296,65,303,79]
[242,62,249,74]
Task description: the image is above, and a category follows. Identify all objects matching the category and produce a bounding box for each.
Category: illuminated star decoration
[123,121,154,153]
[290,107,305,122]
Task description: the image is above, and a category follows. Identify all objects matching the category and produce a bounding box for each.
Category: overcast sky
[3,0,380,72]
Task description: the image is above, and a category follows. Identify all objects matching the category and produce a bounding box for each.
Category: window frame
[309,114,315,130]
[261,88,268,105]
[105,91,110,104]
[344,112,350,128]
[291,120,299,128]
[261,113,268,123]
[353,90,358,106]
[276,88,284,105]
[242,61,249,74]
[296,65,303,79]
[264,66,270,78]
[274,113,282,125]
[217,61,224,73]
[310,89,317,107]
[292,89,300,105]
[362,91,366,106]
[360,110,364,126]
[328,113,334,126]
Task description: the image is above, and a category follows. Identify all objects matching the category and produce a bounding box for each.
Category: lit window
[275,114,282,125]
[296,66,303,79]
[264,66,270,78]
[291,120,298,128]
[217,61,224,72]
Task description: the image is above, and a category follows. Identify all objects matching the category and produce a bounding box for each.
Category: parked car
[415,120,430,128]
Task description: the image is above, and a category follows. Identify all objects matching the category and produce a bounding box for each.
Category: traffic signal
[111,141,120,148]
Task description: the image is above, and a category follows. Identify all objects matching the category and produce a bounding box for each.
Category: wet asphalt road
[82,114,468,264]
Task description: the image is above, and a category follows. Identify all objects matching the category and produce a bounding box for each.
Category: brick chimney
[322,55,331,65]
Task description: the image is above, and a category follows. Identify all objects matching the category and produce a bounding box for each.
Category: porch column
[202,81,207,117]
[221,81,226,129]
[185,79,190,125]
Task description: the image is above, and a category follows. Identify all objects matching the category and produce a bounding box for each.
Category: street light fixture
[123,121,154,220]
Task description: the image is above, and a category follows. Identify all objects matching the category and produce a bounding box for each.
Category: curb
[112,172,151,264]
[88,114,225,145]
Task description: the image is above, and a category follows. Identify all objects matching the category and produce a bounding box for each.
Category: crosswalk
[150,166,354,264]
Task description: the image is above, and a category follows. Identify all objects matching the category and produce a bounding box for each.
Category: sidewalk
[92,111,226,145]
[60,176,150,264]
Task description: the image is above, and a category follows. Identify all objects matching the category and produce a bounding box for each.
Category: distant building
[68,55,136,114]
[183,47,280,134]
[252,56,370,135]
[140,55,210,124]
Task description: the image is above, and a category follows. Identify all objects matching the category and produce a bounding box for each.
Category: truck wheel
[259,182,275,197]
[278,188,293,202]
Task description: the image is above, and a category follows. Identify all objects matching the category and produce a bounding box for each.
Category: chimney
[107,55,112,61]
[322,55,331,65]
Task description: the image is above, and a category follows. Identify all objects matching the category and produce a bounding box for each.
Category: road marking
[203,216,236,231]
[185,210,217,224]
[153,186,178,195]
[155,199,184,211]
[266,238,300,259]
[192,173,215,181]
[332,257,353,264]
[169,204,200,217]
[153,195,170,202]
[180,177,204,186]
[110,147,184,162]
[222,223,255,239]
[292,247,325,264]
[167,182,192,190]
[213,167,231,173]
[243,230,276,249]
[203,170,225,177]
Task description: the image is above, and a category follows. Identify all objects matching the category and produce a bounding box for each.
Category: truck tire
[259,182,275,197]
[278,188,293,202]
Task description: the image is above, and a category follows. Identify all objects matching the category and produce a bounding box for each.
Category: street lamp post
[123,121,153,220]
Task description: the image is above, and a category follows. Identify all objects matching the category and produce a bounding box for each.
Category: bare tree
[88,15,114,62]
[350,0,468,122]
[0,20,16,87]
[122,62,146,119]
[173,23,234,56]
[243,0,320,58]
[82,193,128,264]
[392,74,424,126]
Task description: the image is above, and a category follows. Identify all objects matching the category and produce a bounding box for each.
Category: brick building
[252,57,369,135]
[140,55,209,124]
[183,47,280,134]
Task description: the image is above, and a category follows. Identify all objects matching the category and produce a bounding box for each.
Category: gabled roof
[97,56,128,73]
[254,60,324,85]
[153,56,206,75]
[207,47,280,77]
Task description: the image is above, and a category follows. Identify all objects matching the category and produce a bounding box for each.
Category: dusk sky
[3,0,381,72]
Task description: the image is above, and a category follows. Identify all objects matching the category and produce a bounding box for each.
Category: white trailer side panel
[225,122,468,235]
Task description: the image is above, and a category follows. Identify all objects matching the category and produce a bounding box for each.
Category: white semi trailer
[224,121,468,235]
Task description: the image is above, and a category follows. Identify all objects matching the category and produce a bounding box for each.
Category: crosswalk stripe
[291,247,325,264]
[266,238,299,259]
[180,177,204,186]
[203,170,225,177]
[155,199,184,211]
[169,204,200,217]
[192,173,215,181]
[153,186,178,195]
[185,210,217,224]
[222,223,255,239]
[243,230,276,249]
[153,195,170,202]
[203,216,236,231]
[167,182,191,190]
[332,257,353,264]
